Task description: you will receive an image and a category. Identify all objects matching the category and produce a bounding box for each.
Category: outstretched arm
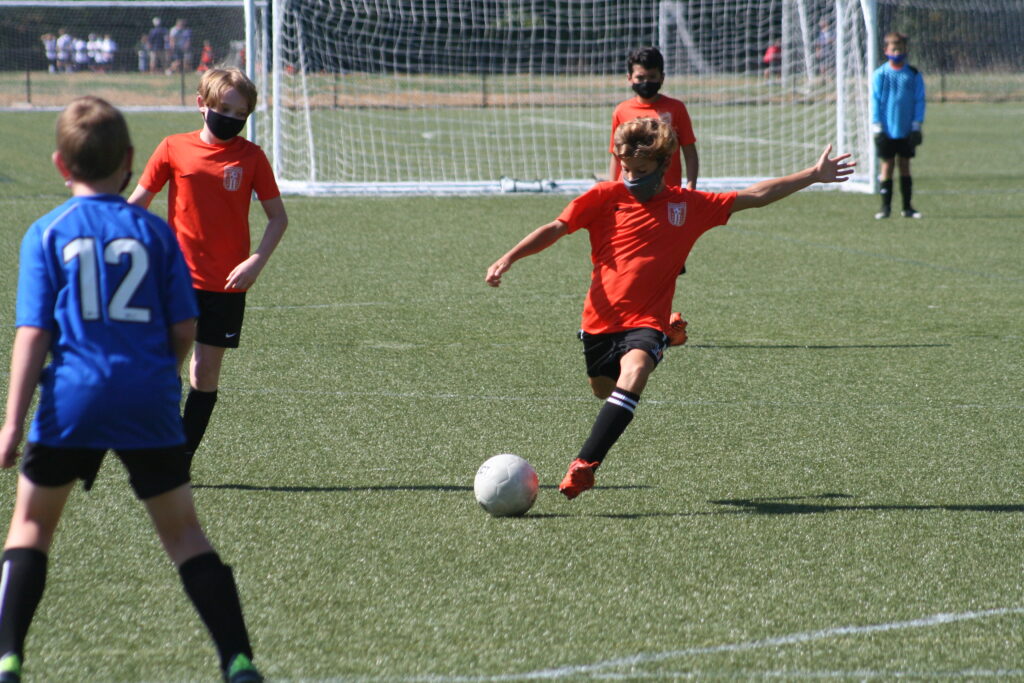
[732,145,855,213]
[485,219,569,287]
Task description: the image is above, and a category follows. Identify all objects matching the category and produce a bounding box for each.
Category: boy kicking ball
[485,117,853,500]
[0,97,262,683]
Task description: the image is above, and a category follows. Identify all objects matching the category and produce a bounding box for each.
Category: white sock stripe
[0,560,10,620]
[608,392,638,413]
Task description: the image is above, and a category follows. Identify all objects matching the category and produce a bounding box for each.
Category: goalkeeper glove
[909,122,923,147]
[872,122,888,146]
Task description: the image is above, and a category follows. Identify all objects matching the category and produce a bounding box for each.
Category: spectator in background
[816,18,836,76]
[72,34,90,72]
[196,40,215,73]
[136,34,150,73]
[99,34,117,71]
[762,40,782,79]
[55,28,73,72]
[148,17,168,73]
[40,33,57,73]
[168,18,193,74]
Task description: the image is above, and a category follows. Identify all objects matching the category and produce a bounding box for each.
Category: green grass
[0,102,1021,681]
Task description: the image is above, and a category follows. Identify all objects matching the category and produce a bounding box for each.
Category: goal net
[261,0,876,195]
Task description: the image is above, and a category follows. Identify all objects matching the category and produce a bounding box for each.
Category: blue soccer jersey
[872,62,926,140]
[16,194,198,449]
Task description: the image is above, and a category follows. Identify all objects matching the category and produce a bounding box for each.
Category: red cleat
[559,458,599,499]
[667,312,688,346]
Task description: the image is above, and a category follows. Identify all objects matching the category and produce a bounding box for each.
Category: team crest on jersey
[223,166,243,191]
[667,202,687,226]
[659,112,673,126]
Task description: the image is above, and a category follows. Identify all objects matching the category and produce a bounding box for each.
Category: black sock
[879,179,893,211]
[577,388,640,464]
[0,548,48,659]
[179,552,253,670]
[900,175,913,210]
[183,388,218,457]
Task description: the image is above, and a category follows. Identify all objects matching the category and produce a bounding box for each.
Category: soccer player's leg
[875,152,895,220]
[897,152,921,218]
[126,450,261,682]
[562,330,664,499]
[1,446,88,679]
[186,291,246,466]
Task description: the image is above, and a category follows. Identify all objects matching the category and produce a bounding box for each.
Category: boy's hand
[813,145,855,184]
[909,130,922,146]
[485,260,511,287]
[0,422,24,469]
[226,254,267,290]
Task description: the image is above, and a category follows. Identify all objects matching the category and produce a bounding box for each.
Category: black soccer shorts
[21,442,190,499]
[194,289,247,348]
[876,135,916,160]
[579,327,668,380]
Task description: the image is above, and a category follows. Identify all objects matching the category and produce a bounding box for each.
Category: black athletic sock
[899,175,913,210]
[0,548,48,659]
[879,179,893,211]
[182,388,218,458]
[577,388,640,464]
[179,552,253,671]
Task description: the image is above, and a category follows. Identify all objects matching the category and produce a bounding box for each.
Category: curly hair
[612,117,678,163]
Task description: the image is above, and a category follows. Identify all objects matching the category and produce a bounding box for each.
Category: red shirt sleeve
[251,148,280,201]
[138,137,171,194]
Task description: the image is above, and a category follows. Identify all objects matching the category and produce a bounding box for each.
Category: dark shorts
[194,289,246,348]
[876,135,916,160]
[21,442,190,500]
[579,327,668,380]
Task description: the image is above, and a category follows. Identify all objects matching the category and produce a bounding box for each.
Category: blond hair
[613,117,677,163]
[56,96,131,181]
[197,67,258,114]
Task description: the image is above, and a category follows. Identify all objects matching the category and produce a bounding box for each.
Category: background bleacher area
[0,3,247,108]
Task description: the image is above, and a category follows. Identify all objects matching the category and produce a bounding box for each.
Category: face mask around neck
[623,160,667,202]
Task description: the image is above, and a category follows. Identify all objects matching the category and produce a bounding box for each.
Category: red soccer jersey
[610,94,697,187]
[558,182,736,335]
[139,131,280,291]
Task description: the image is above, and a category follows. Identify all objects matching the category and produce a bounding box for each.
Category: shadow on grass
[711,492,1024,514]
[689,343,951,350]
[193,483,474,493]
[193,483,650,494]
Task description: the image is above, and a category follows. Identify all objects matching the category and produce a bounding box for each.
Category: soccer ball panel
[473,453,538,517]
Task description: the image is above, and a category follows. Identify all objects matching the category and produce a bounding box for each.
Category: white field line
[268,607,1024,682]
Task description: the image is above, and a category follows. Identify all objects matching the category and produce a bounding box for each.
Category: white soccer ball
[474,453,539,517]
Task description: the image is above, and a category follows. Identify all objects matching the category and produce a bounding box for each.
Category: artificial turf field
[0,102,1021,681]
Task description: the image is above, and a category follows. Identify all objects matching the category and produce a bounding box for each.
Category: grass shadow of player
[710,492,1024,515]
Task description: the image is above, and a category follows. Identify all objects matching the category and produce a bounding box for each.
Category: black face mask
[205,109,247,141]
[632,81,662,99]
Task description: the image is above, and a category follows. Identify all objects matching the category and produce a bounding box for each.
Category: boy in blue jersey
[872,31,926,219]
[0,97,262,683]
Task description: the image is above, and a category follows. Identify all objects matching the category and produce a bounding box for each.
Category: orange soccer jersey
[558,182,735,335]
[139,131,280,291]
[610,94,697,187]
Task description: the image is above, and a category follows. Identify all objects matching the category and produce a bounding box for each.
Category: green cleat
[223,653,263,683]
[0,652,21,683]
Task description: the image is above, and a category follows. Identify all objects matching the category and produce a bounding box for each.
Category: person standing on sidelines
[0,96,262,683]
[609,46,700,345]
[486,117,853,500]
[872,31,926,219]
[128,68,287,469]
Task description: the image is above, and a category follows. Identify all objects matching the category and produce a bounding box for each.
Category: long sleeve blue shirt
[872,62,926,139]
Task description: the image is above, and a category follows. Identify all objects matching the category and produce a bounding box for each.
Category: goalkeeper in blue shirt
[0,97,262,683]
[872,31,926,219]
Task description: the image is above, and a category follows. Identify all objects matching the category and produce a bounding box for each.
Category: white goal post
[251,0,878,195]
